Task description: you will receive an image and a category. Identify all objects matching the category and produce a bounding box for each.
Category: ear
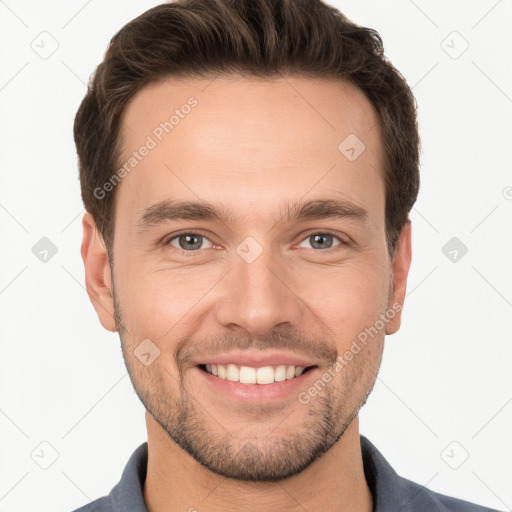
[81,212,116,332]
[385,220,412,335]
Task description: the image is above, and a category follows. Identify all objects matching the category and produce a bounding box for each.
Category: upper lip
[194,350,318,368]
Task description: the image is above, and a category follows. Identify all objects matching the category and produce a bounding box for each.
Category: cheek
[300,259,390,339]
[120,265,223,338]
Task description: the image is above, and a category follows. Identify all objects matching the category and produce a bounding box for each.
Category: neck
[143,412,373,512]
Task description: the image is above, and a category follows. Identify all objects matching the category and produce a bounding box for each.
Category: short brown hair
[74,0,420,261]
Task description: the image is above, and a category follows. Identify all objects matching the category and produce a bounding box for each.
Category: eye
[163,230,347,253]
[166,232,214,251]
[297,232,344,251]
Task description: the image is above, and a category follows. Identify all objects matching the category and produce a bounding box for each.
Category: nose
[215,248,305,337]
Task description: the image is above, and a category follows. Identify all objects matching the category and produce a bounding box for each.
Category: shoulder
[399,474,503,512]
[68,496,112,512]
[359,435,502,512]
[66,441,148,512]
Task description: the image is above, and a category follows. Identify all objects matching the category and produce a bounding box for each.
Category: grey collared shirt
[70,435,502,512]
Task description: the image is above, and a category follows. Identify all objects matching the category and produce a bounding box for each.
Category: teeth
[204,363,310,385]
[226,363,238,382]
[256,366,274,384]
[274,365,287,382]
[217,364,227,379]
[239,366,256,384]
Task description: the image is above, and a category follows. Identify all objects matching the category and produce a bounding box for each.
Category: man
[72,0,501,510]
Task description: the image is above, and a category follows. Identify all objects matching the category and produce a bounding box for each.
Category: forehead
[116,75,384,226]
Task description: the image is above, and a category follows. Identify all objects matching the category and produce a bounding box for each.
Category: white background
[0,1,511,511]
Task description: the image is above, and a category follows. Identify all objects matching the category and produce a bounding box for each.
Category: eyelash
[162,230,349,253]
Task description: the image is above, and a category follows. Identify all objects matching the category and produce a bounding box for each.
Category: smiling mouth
[197,363,318,385]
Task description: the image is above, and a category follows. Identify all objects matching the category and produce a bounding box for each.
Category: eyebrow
[135,198,369,234]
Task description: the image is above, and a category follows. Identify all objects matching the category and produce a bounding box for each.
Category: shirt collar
[107,435,444,512]
[360,434,443,512]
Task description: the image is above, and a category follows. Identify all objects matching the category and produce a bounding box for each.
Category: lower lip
[194,366,319,403]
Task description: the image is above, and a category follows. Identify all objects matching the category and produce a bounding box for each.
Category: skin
[81,75,412,512]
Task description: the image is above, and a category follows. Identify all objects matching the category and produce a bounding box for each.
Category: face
[83,75,411,482]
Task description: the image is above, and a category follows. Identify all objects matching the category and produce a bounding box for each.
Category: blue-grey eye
[298,233,342,250]
[168,233,213,251]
